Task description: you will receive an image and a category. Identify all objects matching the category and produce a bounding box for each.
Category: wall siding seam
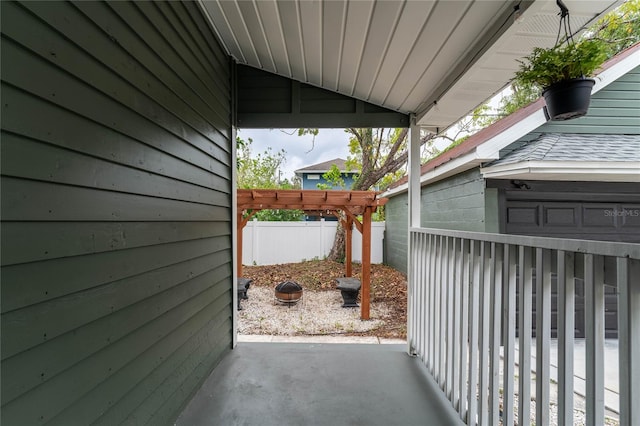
[1,17,232,168]
[1,236,232,314]
[104,1,232,130]
[52,297,232,426]
[0,75,231,179]
[1,279,231,424]
[2,1,233,424]
[1,221,232,267]
[1,134,232,206]
[1,257,232,367]
[0,89,232,184]
[130,315,232,426]
[77,0,232,136]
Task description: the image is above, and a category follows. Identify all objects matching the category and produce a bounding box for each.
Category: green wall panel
[1,1,233,425]
[384,195,409,274]
[384,168,498,272]
[420,169,488,232]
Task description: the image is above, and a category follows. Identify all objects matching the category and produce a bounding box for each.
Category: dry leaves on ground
[239,260,407,339]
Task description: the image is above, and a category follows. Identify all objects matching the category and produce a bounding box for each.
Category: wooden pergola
[237,189,388,320]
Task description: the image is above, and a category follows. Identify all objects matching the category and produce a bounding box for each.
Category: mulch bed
[240,260,407,339]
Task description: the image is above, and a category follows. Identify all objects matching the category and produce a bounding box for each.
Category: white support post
[585,254,605,426]
[489,243,503,426]
[408,115,421,228]
[535,248,552,426]
[557,251,575,426]
[518,246,533,426]
[617,258,640,426]
[231,125,238,348]
[407,115,421,355]
[502,244,517,426]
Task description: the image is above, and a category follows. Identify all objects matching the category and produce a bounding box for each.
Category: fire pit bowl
[274,281,303,304]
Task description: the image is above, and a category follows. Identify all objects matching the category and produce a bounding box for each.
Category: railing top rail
[411,227,640,259]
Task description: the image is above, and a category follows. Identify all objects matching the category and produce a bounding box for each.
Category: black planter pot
[542,78,595,121]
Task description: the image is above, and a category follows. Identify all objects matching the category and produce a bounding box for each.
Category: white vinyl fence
[242,220,385,265]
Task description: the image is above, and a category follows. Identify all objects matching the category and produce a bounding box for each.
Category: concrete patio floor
[175,339,463,426]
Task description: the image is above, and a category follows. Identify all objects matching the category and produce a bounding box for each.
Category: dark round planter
[542,78,595,121]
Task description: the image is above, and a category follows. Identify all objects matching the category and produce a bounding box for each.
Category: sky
[236,128,352,182]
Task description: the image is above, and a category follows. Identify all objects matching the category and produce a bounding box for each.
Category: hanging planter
[513,3,607,121]
[542,78,595,120]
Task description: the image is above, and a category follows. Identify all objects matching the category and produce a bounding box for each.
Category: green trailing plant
[514,38,608,90]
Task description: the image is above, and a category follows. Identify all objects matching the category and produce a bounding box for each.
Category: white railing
[408,228,640,426]
[241,220,386,265]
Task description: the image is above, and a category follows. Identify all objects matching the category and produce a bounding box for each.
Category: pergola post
[236,189,386,322]
[345,216,353,277]
[361,206,372,320]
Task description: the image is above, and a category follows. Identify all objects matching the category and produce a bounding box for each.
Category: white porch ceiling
[200,0,621,130]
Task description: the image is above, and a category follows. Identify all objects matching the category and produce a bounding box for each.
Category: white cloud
[237,128,351,181]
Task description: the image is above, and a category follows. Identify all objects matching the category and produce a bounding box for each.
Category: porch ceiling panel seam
[363,1,405,100]
[397,0,476,113]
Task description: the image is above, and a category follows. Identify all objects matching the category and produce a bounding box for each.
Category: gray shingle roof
[294,158,350,173]
[489,133,640,166]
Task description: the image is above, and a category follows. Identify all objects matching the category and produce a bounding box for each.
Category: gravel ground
[504,394,618,426]
[238,286,392,336]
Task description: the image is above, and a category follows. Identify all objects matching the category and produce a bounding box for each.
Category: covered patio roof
[237,189,388,320]
[201,0,621,131]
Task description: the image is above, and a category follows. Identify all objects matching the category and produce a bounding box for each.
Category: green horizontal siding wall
[420,169,488,231]
[1,1,233,425]
[541,65,640,134]
[384,196,409,274]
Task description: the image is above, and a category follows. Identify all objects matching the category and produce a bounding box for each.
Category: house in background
[383,44,640,339]
[384,43,640,275]
[295,158,358,220]
[294,158,357,190]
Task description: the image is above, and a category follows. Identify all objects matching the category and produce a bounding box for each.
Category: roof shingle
[488,133,640,166]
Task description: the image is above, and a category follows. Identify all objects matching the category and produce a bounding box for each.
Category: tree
[325,128,438,261]
[589,0,640,56]
[314,1,640,260]
[316,164,347,190]
[236,136,303,221]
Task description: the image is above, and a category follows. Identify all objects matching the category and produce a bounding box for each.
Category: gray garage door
[504,199,640,243]
[498,183,639,338]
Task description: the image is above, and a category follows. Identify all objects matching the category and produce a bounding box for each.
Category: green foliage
[468,103,500,129]
[514,39,608,89]
[252,209,304,221]
[440,103,502,152]
[236,136,285,189]
[316,164,347,190]
[377,169,406,192]
[589,0,640,56]
[498,82,540,115]
[514,0,639,91]
[237,136,303,221]
[463,0,640,122]
[346,128,419,191]
[403,2,639,167]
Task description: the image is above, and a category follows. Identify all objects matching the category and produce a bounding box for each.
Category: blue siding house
[295,158,357,190]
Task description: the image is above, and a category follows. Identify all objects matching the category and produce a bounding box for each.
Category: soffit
[200,0,621,131]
